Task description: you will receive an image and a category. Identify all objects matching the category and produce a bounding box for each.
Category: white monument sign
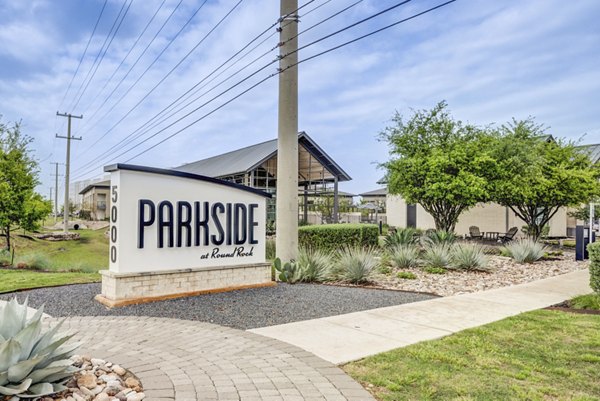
[96,164,273,307]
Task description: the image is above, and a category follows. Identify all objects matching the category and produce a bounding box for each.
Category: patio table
[484,231,500,241]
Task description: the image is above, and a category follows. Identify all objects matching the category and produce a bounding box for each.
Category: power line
[74,0,331,172]
[78,0,185,140]
[69,0,134,113]
[80,0,168,122]
[73,0,456,179]
[77,0,212,146]
[57,0,108,111]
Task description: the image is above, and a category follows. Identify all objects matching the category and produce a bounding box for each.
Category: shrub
[389,244,420,269]
[384,227,419,248]
[423,266,446,274]
[334,247,379,284]
[298,224,378,252]
[570,293,600,310]
[422,230,457,246]
[0,298,80,398]
[449,243,491,272]
[588,242,600,294]
[15,252,50,270]
[504,239,547,263]
[266,239,276,260]
[296,248,333,282]
[379,265,392,275]
[0,249,11,266]
[397,271,417,280]
[422,243,452,269]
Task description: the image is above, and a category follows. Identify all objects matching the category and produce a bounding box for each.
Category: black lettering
[225,203,232,245]
[177,201,192,247]
[110,205,117,223]
[234,203,247,244]
[138,199,155,249]
[110,226,117,243]
[158,201,174,248]
[194,202,210,246]
[211,203,225,245]
[249,203,259,245]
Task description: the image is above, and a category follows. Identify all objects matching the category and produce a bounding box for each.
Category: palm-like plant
[0,298,80,398]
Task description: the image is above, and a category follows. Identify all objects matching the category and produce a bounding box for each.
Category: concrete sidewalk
[250,269,591,365]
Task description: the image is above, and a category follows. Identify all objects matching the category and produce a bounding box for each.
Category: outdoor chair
[469,226,484,240]
[498,227,518,243]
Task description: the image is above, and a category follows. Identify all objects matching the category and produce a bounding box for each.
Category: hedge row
[588,242,600,294]
[298,223,379,251]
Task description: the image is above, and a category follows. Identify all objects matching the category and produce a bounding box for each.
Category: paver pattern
[54,316,375,401]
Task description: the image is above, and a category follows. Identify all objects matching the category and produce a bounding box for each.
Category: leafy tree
[0,119,51,251]
[568,204,600,221]
[380,101,494,232]
[490,119,600,240]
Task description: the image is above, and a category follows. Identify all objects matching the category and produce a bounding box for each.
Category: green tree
[380,101,494,232]
[490,119,600,240]
[0,119,51,251]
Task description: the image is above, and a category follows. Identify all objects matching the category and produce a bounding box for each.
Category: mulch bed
[545,301,600,315]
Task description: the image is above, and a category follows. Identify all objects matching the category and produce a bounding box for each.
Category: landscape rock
[76,373,97,390]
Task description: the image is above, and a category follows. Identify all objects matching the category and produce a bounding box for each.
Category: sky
[1,0,599,201]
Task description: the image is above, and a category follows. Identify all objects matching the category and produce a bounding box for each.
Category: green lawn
[1,229,108,272]
[0,270,99,293]
[345,310,600,401]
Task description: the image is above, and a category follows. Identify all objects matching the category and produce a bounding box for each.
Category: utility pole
[50,162,64,221]
[276,0,299,262]
[56,112,83,233]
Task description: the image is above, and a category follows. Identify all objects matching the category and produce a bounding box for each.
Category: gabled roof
[175,132,351,182]
[359,188,387,197]
[577,143,600,164]
[79,180,110,195]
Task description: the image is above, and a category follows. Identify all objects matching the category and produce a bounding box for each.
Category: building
[79,180,111,220]
[175,132,352,223]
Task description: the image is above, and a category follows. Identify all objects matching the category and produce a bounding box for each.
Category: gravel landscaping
[0,282,436,329]
[365,252,589,296]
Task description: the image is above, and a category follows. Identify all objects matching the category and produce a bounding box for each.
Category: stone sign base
[95,263,274,307]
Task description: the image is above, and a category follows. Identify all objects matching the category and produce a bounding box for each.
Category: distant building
[79,180,110,220]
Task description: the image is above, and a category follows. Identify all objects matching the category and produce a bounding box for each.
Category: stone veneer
[96,263,273,307]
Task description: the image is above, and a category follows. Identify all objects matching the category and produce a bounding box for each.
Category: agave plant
[503,239,547,264]
[422,243,452,269]
[449,243,491,272]
[334,247,380,284]
[0,298,80,399]
[421,230,457,247]
[384,228,419,248]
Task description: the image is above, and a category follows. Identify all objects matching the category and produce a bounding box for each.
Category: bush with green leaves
[422,230,457,246]
[298,224,378,252]
[449,243,491,272]
[423,266,446,274]
[503,239,547,263]
[384,227,419,248]
[334,247,379,284]
[397,271,417,280]
[389,244,420,269]
[15,252,50,271]
[588,242,600,294]
[296,248,332,282]
[422,243,452,269]
[0,298,80,398]
[0,250,11,267]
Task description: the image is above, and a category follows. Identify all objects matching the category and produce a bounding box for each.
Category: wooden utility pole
[56,112,83,233]
[276,0,299,262]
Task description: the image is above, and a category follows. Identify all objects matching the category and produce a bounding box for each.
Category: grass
[570,293,600,310]
[344,310,600,401]
[0,270,99,294]
[0,229,108,272]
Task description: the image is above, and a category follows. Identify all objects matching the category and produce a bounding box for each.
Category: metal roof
[79,180,110,195]
[359,188,387,197]
[175,132,351,182]
[578,143,600,164]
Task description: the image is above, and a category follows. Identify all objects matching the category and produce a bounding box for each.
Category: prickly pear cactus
[0,298,80,399]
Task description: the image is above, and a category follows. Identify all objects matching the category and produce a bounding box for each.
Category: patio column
[333,176,339,223]
[303,184,308,223]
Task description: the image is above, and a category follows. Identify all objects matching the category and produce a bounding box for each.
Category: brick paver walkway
[55,316,374,401]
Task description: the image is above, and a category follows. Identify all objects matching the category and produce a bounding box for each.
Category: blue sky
[1,0,599,200]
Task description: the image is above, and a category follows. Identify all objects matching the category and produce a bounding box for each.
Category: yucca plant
[334,247,379,284]
[422,243,452,269]
[296,248,332,282]
[0,298,80,398]
[503,239,547,263]
[389,244,420,269]
[384,228,419,248]
[449,243,491,272]
[421,230,457,247]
